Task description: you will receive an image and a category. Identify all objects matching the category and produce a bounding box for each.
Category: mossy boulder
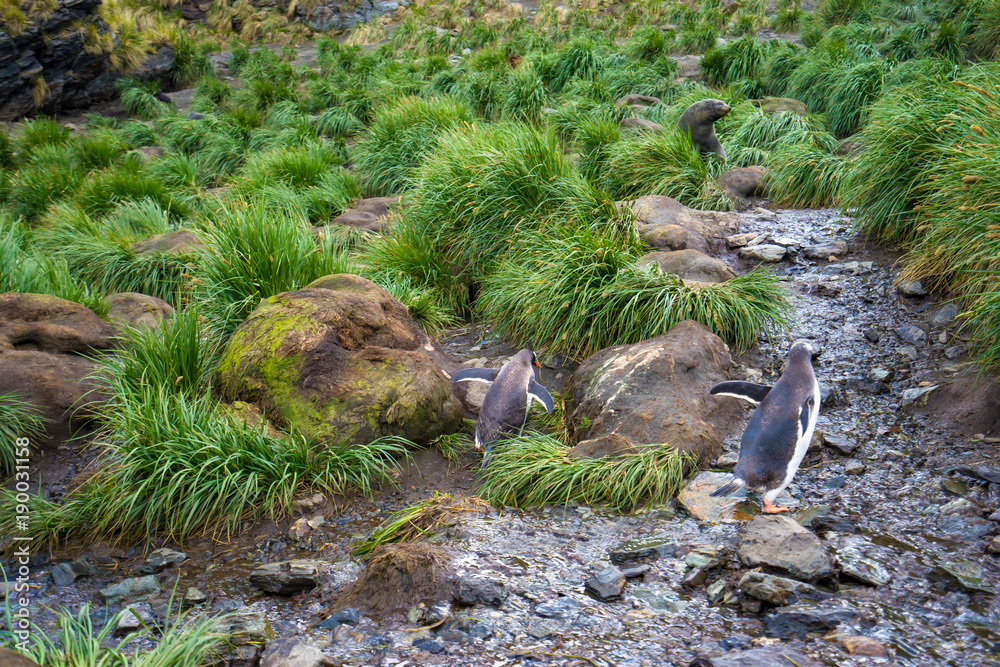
[216,275,463,446]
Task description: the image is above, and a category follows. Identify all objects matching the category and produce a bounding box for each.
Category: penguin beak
[533,358,540,368]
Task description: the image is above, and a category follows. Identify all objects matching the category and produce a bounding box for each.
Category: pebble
[897,280,928,297]
[114,603,155,637]
[453,576,507,607]
[844,461,866,475]
[840,635,891,657]
[609,538,675,564]
[738,244,786,262]
[585,566,626,601]
[100,575,160,606]
[896,324,927,345]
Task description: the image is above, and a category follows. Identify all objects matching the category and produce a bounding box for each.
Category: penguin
[708,341,820,514]
[451,349,555,455]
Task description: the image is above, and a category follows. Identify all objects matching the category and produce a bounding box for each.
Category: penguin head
[789,341,815,364]
[514,348,540,369]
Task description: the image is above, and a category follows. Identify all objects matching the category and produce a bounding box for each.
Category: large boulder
[327,197,400,233]
[216,275,464,445]
[636,249,736,284]
[0,293,115,354]
[738,515,838,582]
[623,195,740,255]
[750,97,808,116]
[106,293,175,334]
[717,166,768,210]
[563,320,744,464]
[0,350,108,442]
[130,230,204,256]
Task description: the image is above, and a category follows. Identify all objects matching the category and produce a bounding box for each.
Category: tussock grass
[478,431,691,512]
[354,96,474,196]
[765,142,846,208]
[478,225,792,359]
[5,601,229,667]
[0,393,47,473]
[840,70,957,245]
[195,197,350,334]
[602,130,730,210]
[349,492,492,556]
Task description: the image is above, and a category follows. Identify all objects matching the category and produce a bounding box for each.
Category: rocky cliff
[0,0,172,121]
[255,0,403,32]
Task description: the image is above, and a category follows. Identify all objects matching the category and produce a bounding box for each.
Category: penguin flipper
[451,368,499,384]
[709,478,745,497]
[528,381,555,414]
[710,381,772,405]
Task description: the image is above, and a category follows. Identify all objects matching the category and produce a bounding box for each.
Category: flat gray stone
[260,639,327,667]
[896,324,927,345]
[214,609,274,644]
[932,302,961,325]
[249,560,326,595]
[901,384,938,409]
[585,566,626,601]
[51,559,93,587]
[678,471,751,524]
[99,575,160,606]
[114,603,154,636]
[739,571,825,606]
[137,548,187,575]
[763,603,860,638]
[738,244,786,262]
[930,559,995,594]
[738,515,837,582]
[897,280,928,297]
[802,240,848,259]
[697,647,822,666]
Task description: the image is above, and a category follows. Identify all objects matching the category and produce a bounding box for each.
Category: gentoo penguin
[708,341,820,514]
[451,349,555,454]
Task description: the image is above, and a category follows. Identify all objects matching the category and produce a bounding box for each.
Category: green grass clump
[826,58,892,137]
[117,78,167,120]
[601,129,730,210]
[765,142,846,208]
[0,393,47,473]
[195,197,351,335]
[363,122,614,301]
[700,34,768,87]
[478,225,792,359]
[353,96,474,196]
[501,62,548,124]
[4,601,229,667]
[478,431,691,512]
[839,71,958,246]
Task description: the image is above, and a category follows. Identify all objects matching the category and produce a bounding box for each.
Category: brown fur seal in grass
[678,98,731,160]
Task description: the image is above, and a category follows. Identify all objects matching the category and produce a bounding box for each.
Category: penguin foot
[761,498,789,514]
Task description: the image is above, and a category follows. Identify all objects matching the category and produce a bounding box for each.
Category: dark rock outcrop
[1,0,174,120]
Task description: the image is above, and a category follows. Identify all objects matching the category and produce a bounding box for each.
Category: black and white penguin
[451,349,555,454]
[708,341,820,514]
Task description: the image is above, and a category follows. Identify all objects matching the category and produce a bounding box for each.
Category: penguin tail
[710,478,745,498]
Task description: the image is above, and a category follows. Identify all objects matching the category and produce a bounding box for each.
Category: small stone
[896,346,918,360]
[897,280,928,297]
[137,548,187,575]
[183,587,207,606]
[289,517,311,537]
[738,244,786,262]
[412,638,444,654]
[822,433,855,455]
[840,557,891,587]
[825,476,846,489]
[929,559,995,594]
[738,516,837,582]
[585,566,626,601]
[706,580,726,604]
[844,461,866,476]
[114,603,155,636]
[726,232,758,248]
[896,324,927,345]
[306,514,325,529]
[260,639,327,667]
[609,538,675,564]
[100,575,160,606]
[535,597,582,619]
[901,384,938,409]
[715,451,739,470]
[803,241,848,259]
[682,566,709,588]
[215,609,275,644]
[840,635,890,658]
[51,559,93,587]
[452,576,506,607]
[763,604,860,638]
[945,344,966,359]
[869,368,893,382]
[739,572,825,606]
[987,536,1000,554]
[249,560,326,595]
[863,328,880,343]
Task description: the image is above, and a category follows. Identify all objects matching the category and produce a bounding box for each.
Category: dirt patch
[334,542,457,614]
[915,371,1000,437]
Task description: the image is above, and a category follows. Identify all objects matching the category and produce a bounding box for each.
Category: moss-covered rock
[216,276,463,446]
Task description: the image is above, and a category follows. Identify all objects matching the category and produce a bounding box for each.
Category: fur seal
[677,98,731,160]
[154,91,172,104]
[708,341,820,514]
[451,349,554,454]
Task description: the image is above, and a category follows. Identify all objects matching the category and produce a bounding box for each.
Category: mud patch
[334,543,457,614]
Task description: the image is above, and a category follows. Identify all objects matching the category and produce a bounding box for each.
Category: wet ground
[5,207,1000,666]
